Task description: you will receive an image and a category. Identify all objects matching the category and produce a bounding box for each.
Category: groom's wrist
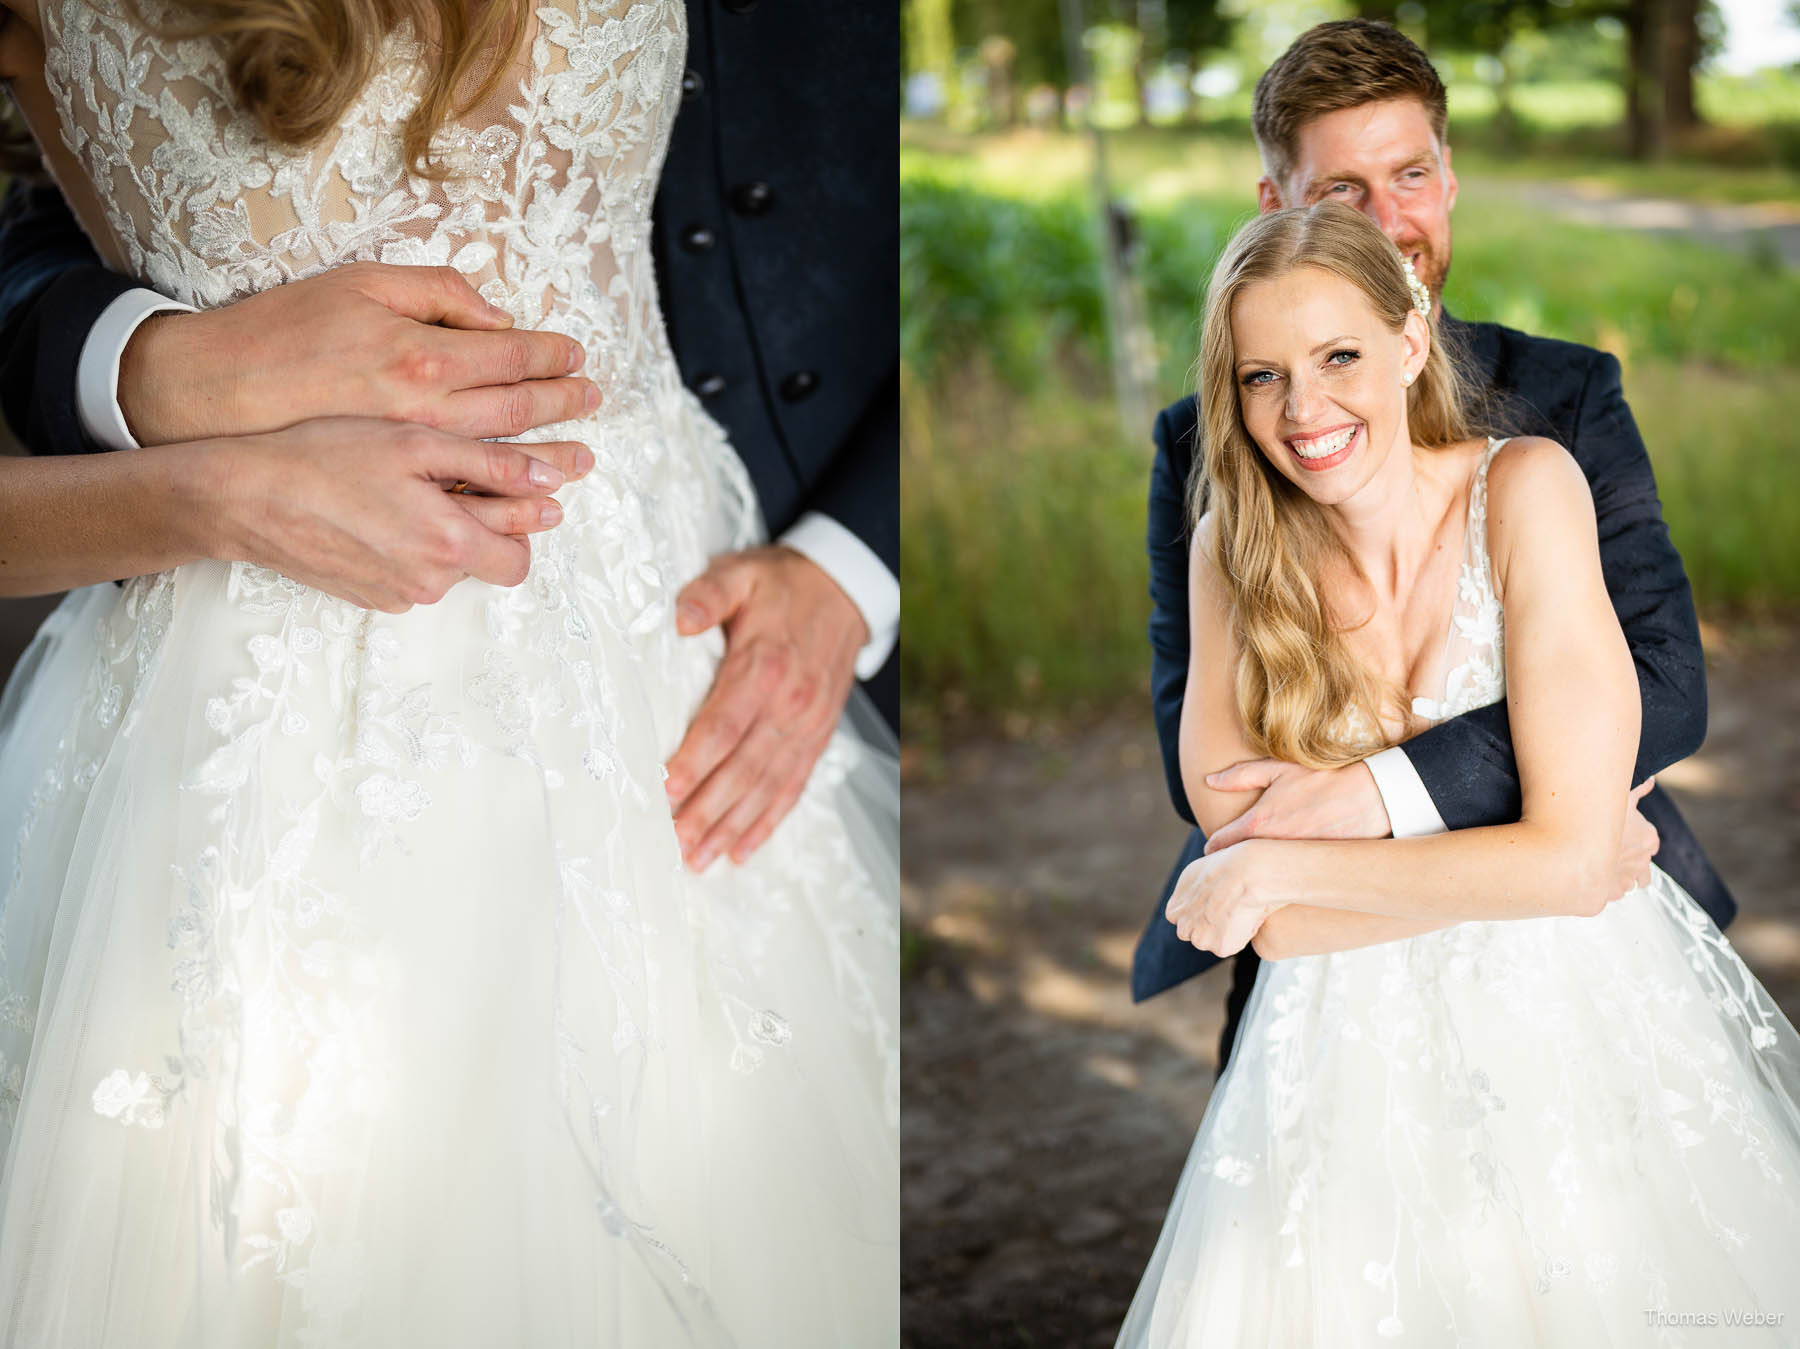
[117,310,219,447]
[80,288,201,450]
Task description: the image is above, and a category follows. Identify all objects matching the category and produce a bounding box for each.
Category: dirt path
[900,622,1800,1348]
[1481,179,1800,268]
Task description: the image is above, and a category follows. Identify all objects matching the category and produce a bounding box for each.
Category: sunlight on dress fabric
[0,2,898,1345]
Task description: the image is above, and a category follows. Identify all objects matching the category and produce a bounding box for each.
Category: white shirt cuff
[779,511,898,680]
[77,288,199,451]
[1365,745,1448,839]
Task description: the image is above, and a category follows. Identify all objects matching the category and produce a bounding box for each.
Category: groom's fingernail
[566,343,584,373]
[677,602,704,629]
[539,502,563,527]
[528,461,564,489]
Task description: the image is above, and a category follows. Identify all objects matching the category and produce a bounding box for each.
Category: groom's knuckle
[498,335,534,385]
[755,646,792,692]
[393,342,444,390]
[491,386,530,436]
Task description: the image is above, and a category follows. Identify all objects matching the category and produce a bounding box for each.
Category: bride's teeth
[1292,426,1355,459]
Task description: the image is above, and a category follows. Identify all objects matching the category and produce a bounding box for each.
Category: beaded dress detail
[1118,440,1800,1348]
[0,3,898,1345]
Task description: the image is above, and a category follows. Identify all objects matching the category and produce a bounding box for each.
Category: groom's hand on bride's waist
[1201,758,1394,853]
[664,547,869,871]
[118,263,601,446]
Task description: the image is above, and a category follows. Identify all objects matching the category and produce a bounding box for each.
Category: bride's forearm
[1263,819,1616,925]
[1252,905,1457,960]
[0,442,219,593]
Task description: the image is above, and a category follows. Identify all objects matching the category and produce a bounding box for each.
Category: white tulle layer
[1119,874,1800,1349]
[0,418,898,1348]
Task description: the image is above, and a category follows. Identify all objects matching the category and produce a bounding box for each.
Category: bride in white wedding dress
[1117,203,1800,1348]
[0,2,897,1346]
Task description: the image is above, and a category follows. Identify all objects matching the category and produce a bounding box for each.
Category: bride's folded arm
[1253,440,1639,933]
[1175,515,1458,959]
[1174,439,1641,958]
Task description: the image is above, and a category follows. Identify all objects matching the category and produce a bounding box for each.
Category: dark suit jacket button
[778,370,818,402]
[679,224,715,253]
[731,181,774,217]
[695,373,728,399]
[681,68,704,101]
[721,0,758,12]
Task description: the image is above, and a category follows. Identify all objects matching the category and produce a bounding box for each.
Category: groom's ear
[1256,177,1284,215]
[1440,143,1459,214]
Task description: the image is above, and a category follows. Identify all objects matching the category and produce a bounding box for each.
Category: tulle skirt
[1118,872,1800,1348]
[0,403,898,1348]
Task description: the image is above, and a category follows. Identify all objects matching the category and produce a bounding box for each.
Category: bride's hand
[198,417,594,612]
[1166,839,1281,958]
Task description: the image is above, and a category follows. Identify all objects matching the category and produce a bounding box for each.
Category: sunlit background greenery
[901,0,1800,735]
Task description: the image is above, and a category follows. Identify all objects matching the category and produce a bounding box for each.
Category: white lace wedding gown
[0,2,898,1345]
[1118,440,1800,1348]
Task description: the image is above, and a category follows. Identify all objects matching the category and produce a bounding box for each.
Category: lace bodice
[39,0,687,420]
[1409,437,1507,726]
[1335,438,1507,754]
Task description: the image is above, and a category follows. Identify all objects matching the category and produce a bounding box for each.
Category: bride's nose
[1284,373,1327,424]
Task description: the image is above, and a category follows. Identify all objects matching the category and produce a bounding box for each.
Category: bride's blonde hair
[1194,202,1479,767]
[127,0,531,178]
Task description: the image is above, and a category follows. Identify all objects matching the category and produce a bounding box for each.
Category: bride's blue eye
[1240,370,1276,388]
[1326,350,1359,367]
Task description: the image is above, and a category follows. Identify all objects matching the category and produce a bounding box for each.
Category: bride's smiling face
[1229,265,1427,507]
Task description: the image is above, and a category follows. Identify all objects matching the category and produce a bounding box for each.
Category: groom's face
[1259,98,1458,303]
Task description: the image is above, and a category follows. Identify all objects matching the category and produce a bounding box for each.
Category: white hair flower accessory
[1400,255,1431,317]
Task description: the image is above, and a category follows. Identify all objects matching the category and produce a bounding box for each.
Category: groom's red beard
[1400,238,1452,302]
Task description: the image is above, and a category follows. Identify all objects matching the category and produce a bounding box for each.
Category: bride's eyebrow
[1235,335,1359,369]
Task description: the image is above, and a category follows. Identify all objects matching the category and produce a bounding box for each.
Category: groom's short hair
[1252,20,1449,188]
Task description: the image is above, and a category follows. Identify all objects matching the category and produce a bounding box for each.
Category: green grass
[1633,366,1800,610]
[901,126,1800,718]
[900,362,1151,727]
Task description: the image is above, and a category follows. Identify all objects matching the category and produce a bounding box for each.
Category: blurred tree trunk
[1661,0,1704,134]
[1623,0,1667,159]
[904,0,955,96]
[979,36,1018,127]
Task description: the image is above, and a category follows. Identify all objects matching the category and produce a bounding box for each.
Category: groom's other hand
[201,417,593,613]
[1614,778,1660,900]
[1202,758,1393,853]
[118,264,600,446]
[664,547,868,870]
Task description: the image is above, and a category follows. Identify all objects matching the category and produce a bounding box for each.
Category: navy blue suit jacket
[0,1,897,728]
[1136,313,1736,1013]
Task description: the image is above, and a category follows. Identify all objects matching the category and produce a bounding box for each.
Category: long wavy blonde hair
[124,0,531,177]
[1194,202,1481,768]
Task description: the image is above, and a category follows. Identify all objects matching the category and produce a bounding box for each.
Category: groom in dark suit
[0,2,894,870]
[1135,20,1735,1062]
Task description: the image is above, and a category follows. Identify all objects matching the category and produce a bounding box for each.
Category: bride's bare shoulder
[1484,435,1593,581]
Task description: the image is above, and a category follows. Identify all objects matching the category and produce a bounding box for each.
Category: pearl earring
[1402,372,1413,386]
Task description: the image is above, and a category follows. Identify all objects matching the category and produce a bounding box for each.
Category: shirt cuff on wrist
[77,288,199,451]
[1365,745,1449,839]
[778,512,899,681]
